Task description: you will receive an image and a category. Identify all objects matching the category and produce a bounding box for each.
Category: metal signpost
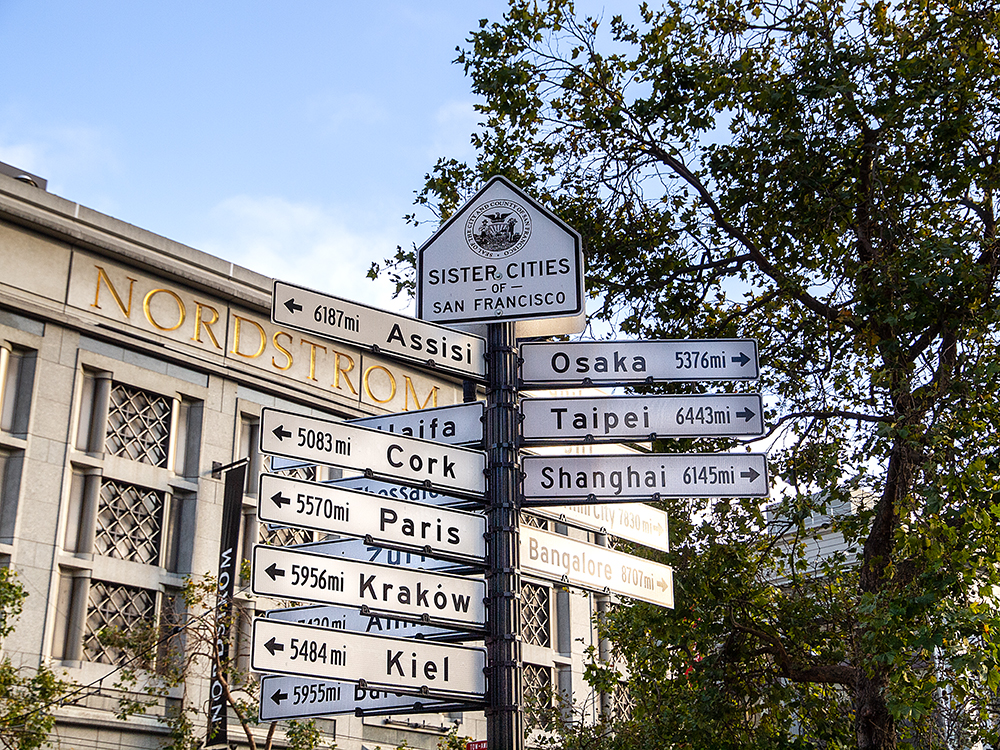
[251,619,487,700]
[248,180,770,750]
[260,407,486,499]
[520,525,674,609]
[251,545,486,629]
[521,393,765,443]
[271,279,487,381]
[520,338,760,386]
[258,473,486,564]
[522,452,769,505]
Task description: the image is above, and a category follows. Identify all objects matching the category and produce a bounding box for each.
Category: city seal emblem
[465,198,532,259]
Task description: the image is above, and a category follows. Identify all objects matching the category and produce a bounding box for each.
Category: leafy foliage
[387,0,1000,748]
[104,571,334,750]
[0,568,66,750]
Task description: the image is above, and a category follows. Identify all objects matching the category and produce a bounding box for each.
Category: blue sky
[0,1,517,312]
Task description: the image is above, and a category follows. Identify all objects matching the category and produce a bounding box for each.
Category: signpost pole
[485,321,522,750]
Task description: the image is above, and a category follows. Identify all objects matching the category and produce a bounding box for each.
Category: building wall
[0,172,606,750]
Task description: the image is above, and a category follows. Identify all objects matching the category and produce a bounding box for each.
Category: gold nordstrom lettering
[230,315,267,358]
[143,288,186,332]
[364,365,396,404]
[91,265,136,318]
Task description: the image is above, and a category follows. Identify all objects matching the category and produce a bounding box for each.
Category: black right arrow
[736,407,756,422]
[271,491,291,508]
[272,425,292,441]
[740,467,761,482]
[265,563,286,581]
[731,352,751,367]
[270,689,288,705]
[657,578,670,591]
[264,637,284,656]
[284,298,303,314]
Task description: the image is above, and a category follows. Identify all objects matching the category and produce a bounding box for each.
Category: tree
[386,0,1000,748]
[0,568,66,750]
[104,570,332,750]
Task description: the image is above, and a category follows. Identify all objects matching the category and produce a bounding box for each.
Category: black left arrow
[272,425,292,441]
[270,689,289,705]
[740,467,761,482]
[736,407,756,422]
[284,298,303,314]
[265,637,284,656]
[265,563,286,580]
[271,491,291,508]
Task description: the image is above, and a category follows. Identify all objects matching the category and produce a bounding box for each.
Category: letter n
[92,265,136,318]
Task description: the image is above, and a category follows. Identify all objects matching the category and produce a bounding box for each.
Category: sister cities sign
[416,176,584,324]
[521,526,673,609]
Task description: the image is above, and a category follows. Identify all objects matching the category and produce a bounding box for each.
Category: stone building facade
[0,168,606,750]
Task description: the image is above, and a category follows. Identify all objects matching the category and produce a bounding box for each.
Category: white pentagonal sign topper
[417,176,585,325]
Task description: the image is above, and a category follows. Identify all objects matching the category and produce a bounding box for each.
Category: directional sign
[327,476,469,509]
[520,339,760,387]
[258,473,486,564]
[252,545,486,629]
[520,526,673,608]
[417,176,585,325]
[527,502,669,551]
[349,402,485,447]
[252,618,486,700]
[522,452,769,505]
[260,408,486,499]
[290,539,460,572]
[267,604,455,641]
[259,675,472,721]
[272,279,486,381]
[521,393,765,443]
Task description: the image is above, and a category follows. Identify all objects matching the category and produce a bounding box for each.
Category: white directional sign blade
[290,538,460,572]
[348,402,485,447]
[266,604,456,641]
[258,473,486,564]
[520,339,760,386]
[252,619,486,700]
[259,675,474,721]
[520,526,673,608]
[417,176,585,325]
[522,453,769,504]
[521,393,765,443]
[327,476,472,509]
[271,279,486,381]
[260,408,486,499]
[252,545,486,628]
[527,502,669,551]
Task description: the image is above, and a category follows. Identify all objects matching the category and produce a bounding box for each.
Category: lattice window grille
[263,456,318,482]
[614,681,635,722]
[523,662,554,729]
[106,383,172,467]
[521,513,549,530]
[259,523,317,547]
[521,582,551,647]
[95,479,164,565]
[83,581,157,664]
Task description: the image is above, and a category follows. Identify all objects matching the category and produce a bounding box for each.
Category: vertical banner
[206,461,247,747]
